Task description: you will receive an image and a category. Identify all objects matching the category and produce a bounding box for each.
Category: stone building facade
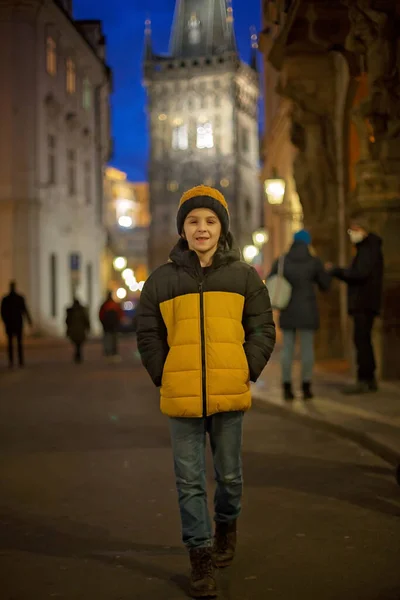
[0,0,112,337]
[259,0,400,379]
[144,0,261,269]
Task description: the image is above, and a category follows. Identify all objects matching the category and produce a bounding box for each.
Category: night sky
[74,0,262,182]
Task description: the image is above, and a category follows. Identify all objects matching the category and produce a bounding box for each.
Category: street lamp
[243,245,259,263]
[252,229,269,247]
[113,256,127,271]
[264,171,286,205]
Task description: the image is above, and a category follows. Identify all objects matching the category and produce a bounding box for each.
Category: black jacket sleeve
[242,267,276,382]
[331,244,375,283]
[136,275,169,387]
[314,258,331,291]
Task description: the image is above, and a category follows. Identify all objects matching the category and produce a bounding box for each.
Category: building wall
[0,0,111,338]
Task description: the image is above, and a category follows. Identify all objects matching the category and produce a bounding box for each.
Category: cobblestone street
[0,340,399,599]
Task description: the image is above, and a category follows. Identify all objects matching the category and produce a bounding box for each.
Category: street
[0,340,399,600]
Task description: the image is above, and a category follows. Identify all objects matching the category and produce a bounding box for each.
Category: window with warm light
[196,121,214,149]
[172,123,188,150]
[66,58,76,94]
[46,37,57,76]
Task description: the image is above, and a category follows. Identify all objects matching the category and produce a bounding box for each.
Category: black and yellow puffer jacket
[137,239,276,418]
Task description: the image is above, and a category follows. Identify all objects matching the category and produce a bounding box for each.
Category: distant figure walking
[65,299,90,364]
[1,281,32,368]
[267,230,331,401]
[99,291,123,360]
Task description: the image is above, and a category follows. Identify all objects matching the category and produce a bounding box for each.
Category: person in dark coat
[137,185,275,598]
[65,299,90,364]
[328,214,383,394]
[99,291,123,360]
[267,230,331,400]
[1,281,32,368]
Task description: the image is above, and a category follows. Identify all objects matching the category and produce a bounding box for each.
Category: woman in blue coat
[268,230,331,400]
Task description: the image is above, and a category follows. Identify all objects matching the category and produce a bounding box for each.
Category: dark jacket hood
[169,234,241,271]
[287,240,312,262]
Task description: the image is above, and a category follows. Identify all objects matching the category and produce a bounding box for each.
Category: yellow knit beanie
[177,185,230,235]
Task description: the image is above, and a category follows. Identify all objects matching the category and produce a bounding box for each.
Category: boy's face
[182,208,222,255]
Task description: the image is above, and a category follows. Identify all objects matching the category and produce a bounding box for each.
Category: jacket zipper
[199,280,207,417]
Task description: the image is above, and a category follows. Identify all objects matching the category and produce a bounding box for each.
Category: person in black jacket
[328,215,383,394]
[137,185,275,598]
[1,281,32,368]
[268,230,331,400]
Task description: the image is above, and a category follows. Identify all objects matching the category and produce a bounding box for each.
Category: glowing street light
[243,245,259,263]
[122,268,134,281]
[116,287,127,299]
[118,215,133,228]
[264,172,286,205]
[252,229,269,247]
[113,256,127,271]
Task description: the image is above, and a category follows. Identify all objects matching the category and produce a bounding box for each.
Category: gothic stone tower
[144,0,260,270]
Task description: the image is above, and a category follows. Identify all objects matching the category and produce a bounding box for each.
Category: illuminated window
[46,37,57,76]
[172,123,188,150]
[82,78,91,110]
[66,58,76,94]
[196,121,213,149]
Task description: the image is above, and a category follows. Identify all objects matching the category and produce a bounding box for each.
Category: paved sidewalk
[253,351,400,468]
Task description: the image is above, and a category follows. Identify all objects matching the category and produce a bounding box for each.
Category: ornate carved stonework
[342,0,400,159]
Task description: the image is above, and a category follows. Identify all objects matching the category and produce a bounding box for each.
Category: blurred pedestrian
[267,230,331,401]
[327,214,383,394]
[65,299,90,364]
[99,291,123,361]
[137,185,275,598]
[0,280,32,368]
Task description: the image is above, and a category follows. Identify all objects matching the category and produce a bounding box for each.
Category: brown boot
[189,547,217,598]
[212,520,237,568]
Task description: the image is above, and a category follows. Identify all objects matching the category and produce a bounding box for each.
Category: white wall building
[0,0,112,338]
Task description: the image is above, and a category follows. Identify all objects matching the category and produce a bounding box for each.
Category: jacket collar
[169,237,241,275]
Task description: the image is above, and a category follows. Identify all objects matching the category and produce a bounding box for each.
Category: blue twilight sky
[74,0,262,182]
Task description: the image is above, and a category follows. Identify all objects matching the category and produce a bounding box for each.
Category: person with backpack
[267,229,331,401]
[99,291,123,360]
[137,185,276,598]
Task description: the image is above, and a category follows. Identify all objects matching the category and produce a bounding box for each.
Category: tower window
[172,123,189,150]
[188,12,201,44]
[66,58,76,94]
[196,121,214,149]
[46,37,57,76]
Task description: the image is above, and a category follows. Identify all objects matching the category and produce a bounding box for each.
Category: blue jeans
[282,329,315,383]
[169,411,244,549]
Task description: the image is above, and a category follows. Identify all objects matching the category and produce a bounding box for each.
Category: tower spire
[144,17,153,61]
[170,0,238,58]
[225,0,237,52]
